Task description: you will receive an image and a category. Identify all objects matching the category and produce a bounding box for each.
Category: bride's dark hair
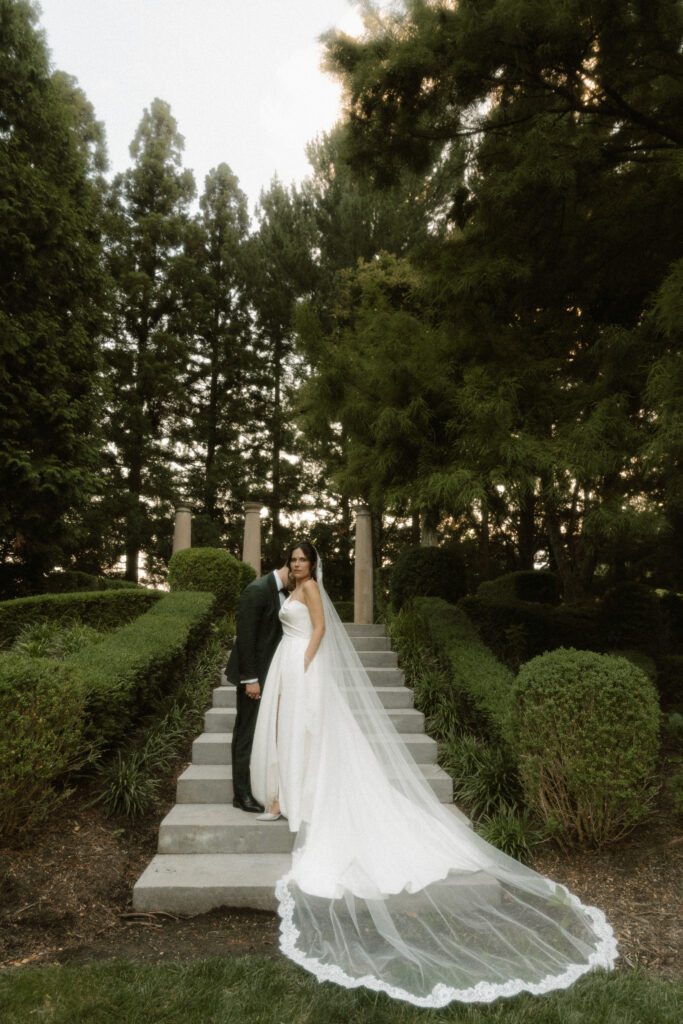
[287,540,318,581]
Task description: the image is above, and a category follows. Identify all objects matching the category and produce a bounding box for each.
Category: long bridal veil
[274,555,617,1007]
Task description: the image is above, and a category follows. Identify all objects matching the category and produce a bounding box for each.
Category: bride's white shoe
[256,810,282,821]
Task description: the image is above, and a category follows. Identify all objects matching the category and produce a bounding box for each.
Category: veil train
[270,553,617,1007]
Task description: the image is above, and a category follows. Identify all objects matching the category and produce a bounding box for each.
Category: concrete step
[356,650,398,668]
[348,636,391,651]
[158,803,294,854]
[133,853,291,913]
[204,705,424,735]
[134,800,475,915]
[220,665,404,689]
[192,731,438,766]
[158,800,469,856]
[366,667,404,686]
[176,761,453,804]
[212,684,414,711]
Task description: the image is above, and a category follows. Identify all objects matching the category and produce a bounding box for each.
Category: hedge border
[0,590,161,648]
[410,597,516,745]
[68,590,217,748]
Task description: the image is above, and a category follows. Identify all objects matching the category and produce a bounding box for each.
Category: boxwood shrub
[0,654,87,836]
[0,590,161,649]
[391,546,467,610]
[410,597,515,746]
[168,547,245,615]
[512,648,660,847]
[69,590,216,748]
[238,561,257,593]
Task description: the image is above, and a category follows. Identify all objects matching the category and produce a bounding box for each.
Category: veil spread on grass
[273,553,617,1007]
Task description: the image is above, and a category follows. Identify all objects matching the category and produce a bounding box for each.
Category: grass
[0,959,679,1024]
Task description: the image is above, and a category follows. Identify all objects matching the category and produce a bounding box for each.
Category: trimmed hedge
[44,571,142,593]
[391,546,467,610]
[410,597,515,745]
[168,548,245,615]
[238,561,257,593]
[477,570,560,605]
[513,648,660,847]
[0,590,161,649]
[69,590,216,748]
[460,594,600,667]
[0,654,87,836]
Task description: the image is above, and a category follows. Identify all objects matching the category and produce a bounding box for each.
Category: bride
[250,541,617,1007]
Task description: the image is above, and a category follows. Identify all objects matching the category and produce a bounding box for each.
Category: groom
[225,561,290,812]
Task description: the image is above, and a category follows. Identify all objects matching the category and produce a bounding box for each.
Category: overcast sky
[36,1,391,214]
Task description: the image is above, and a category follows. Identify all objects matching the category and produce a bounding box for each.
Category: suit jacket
[225,572,284,686]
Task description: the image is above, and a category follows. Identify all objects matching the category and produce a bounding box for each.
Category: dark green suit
[225,572,283,798]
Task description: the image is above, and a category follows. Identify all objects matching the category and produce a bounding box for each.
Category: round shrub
[512,648,660,847]
[391,546,466,609]
[168,547,245,616]
[477,570,560,605]
[238,561,257,593]
[599,581,663,653]
[0,654,87,836]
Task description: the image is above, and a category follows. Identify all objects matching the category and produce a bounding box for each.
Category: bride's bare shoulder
[302,578,320,595]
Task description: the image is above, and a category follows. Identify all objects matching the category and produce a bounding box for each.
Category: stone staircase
[133,623,468,914]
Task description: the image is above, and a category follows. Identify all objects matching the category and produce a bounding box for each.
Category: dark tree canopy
[0,0,106,594]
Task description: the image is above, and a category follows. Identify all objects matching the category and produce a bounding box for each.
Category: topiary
[238,561,257,593]
[168,547,244,616]
[512,648,660,847]
[476,570,560,605]
[391,546,467,609]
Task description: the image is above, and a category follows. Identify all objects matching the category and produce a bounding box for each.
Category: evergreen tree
[323,0,683,596]
[0,0,106,594]
[180,163,253,550]
[105,99,195,581]
[249,180,318,560]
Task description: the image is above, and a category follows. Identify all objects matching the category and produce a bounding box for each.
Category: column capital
[174,503,192,514]
[353,503,371,516]
[244,500,263,514]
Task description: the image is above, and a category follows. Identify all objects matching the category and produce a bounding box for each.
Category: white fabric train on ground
[250,558,617,1007]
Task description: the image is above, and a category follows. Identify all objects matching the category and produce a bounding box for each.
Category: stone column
[242,501,262,577]
[354,504,373,625]
[172,505,192,554]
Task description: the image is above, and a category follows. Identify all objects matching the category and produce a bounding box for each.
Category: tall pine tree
[0,0,106,594]
[105,99,195,581]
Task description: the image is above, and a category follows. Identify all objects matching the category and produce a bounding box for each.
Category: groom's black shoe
[233,792,264,813]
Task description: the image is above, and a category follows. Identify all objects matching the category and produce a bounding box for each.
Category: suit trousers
[232,683,262,797]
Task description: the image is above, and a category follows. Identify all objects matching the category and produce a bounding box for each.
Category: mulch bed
[1,770,681,977]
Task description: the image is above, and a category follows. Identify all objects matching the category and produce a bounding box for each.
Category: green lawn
[0,959,680,1024]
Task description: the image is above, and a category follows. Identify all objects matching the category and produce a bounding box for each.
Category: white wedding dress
[250,579,618,1008]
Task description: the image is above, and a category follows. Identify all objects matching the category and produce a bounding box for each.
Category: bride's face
[289,548,312,583]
